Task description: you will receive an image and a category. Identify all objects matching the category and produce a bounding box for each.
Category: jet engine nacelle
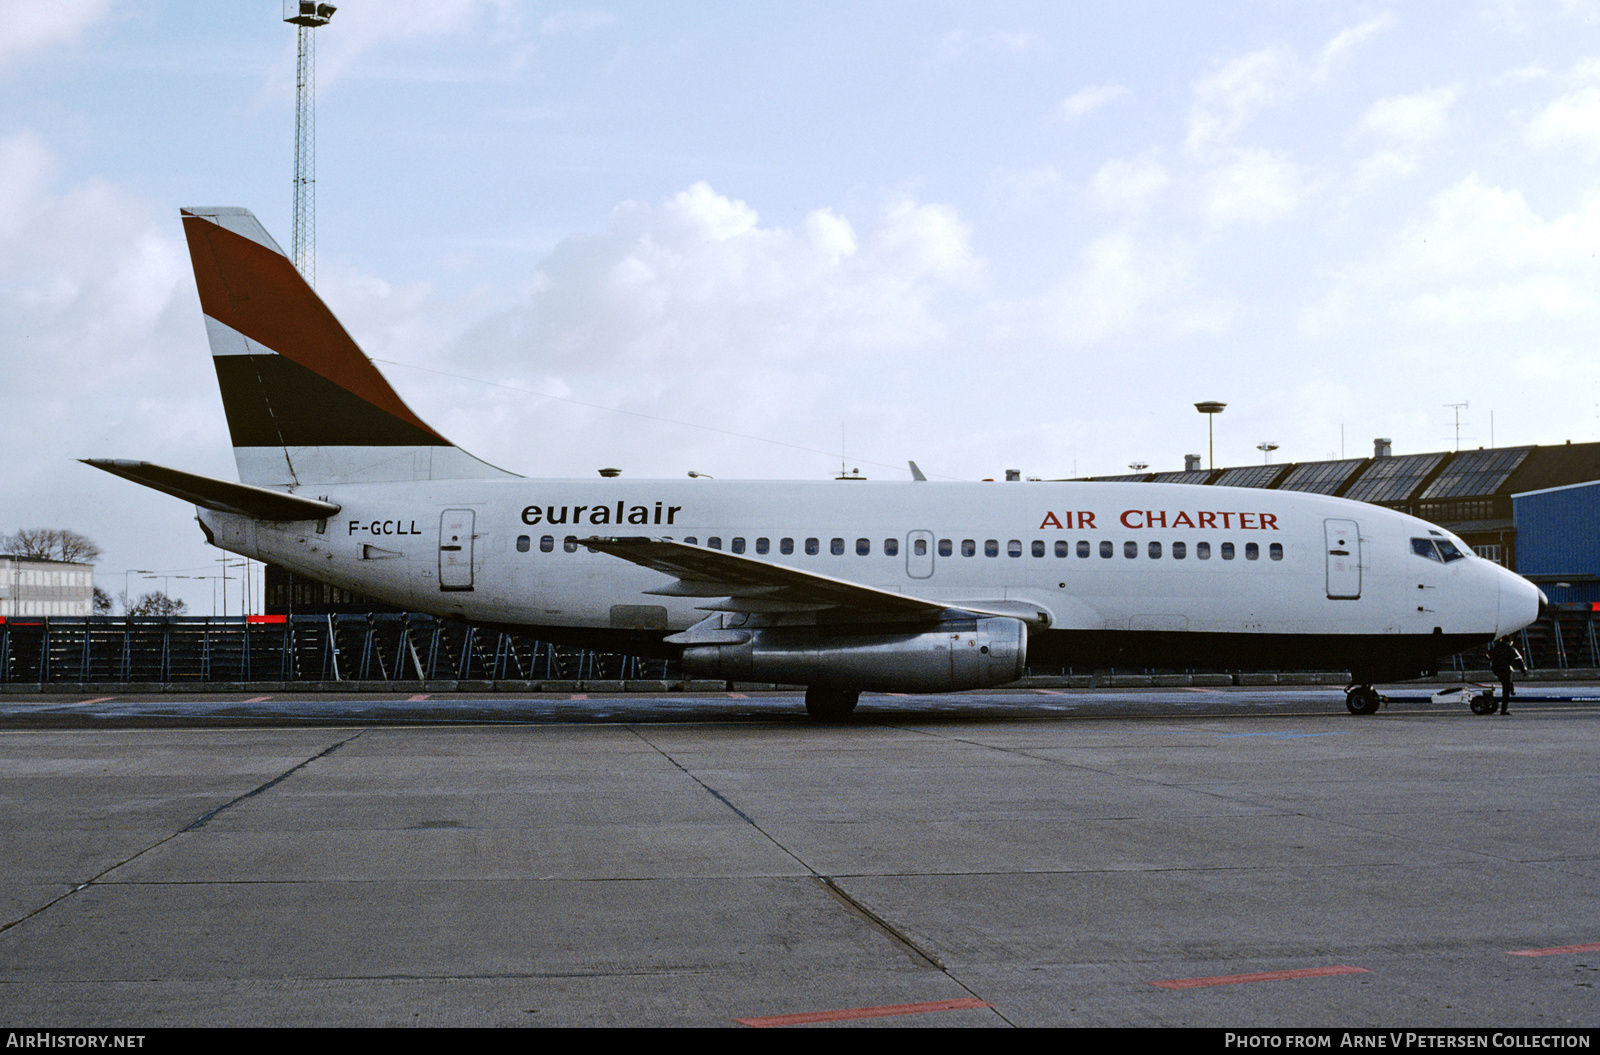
[681,616,1028,692]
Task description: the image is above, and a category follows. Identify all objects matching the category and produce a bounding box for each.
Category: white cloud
[1349,86,1462,187]
[1186,15,1394,152]
[1357,86,1461,144]
[457,182,982,378]
[1058,84,1128,122]
[0,0,110,70]
[987,164,1063,212]
[1201,148,1302,226]
[1008,231,1226,347]
[1310,175,1600,333]
[933,29,1045,63]
[1400,276,1598,324]
[1527,85,1600,157]
[1088,155,1171,214]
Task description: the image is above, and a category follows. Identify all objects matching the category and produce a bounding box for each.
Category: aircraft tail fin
[180,206,516,488]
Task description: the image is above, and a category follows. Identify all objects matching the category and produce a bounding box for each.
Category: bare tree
[126,591,187,617]
[93,587,114,614]
[4,528,102,564]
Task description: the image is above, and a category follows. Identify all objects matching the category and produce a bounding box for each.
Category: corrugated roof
[1342,452,1449,503]
[1275,458,1368,495]
[1419,446,1530,499]
[1213,464,1289,489]
[1148,469,1213,485]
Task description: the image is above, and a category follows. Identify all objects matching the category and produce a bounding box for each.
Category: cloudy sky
[5,0,1600,613]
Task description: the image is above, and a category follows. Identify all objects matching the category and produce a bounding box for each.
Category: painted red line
[243,696,272,703]
[1507,941,1600,957]
[407,694,430,701]
[736,997,991,1027]
[568,693,588,700]
[1152,965,1370,990]
[726,692,749,699]
[78,696,115,705]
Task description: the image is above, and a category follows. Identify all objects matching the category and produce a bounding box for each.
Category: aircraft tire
[805,687,860,720]
[1345,686,1382,715]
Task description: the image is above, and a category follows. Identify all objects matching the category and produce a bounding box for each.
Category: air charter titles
[1041,509,1282,531]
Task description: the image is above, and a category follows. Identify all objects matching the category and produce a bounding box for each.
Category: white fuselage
[198,479,1542,676]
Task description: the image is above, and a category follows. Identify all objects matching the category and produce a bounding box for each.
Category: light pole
[1195,401,1227,470]
[1256,441,1279,464]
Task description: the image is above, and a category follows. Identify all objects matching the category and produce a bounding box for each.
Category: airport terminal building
[0,556,95,618]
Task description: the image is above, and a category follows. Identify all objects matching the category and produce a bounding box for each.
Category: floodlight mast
[285,3,336,285]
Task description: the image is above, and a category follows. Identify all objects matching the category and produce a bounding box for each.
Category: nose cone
[1497,568,1545,636]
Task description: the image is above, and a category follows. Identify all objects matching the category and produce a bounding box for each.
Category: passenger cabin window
[985,539,999,557]
[756,538,769,554]
[1245,542,1259,560]
[831,537,845,555]
[708,537,722,550]
[884,538,899,556]
[516,535,530,552]
[1148,541,1161,559]
[938,539,952,557]
[1033,540,1046,558]
[1124,541,1138,559]
[731,537,745,554]
[1078,541,1091,558]
[1007,540,1022,558]
[564,536,578,553]
[805,538,819,555]
[856,538,870,556]
[781,538,794,555]
[962,540,976,557]
[1221,542,1235,560]
[540,536,554,553]
[1270,542,1283,561]
[1100,541,1113,559]
[1197,542,1211,559]
[1055,541,1069,558]
[1173,541,1186,559]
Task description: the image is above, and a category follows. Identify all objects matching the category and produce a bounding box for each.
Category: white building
[0,556,95,616]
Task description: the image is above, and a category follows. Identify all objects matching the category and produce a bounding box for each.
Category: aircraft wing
[580,536,1049,626]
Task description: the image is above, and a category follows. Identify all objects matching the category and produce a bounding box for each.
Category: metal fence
[0,614,674,687]
[1,608,1592,687]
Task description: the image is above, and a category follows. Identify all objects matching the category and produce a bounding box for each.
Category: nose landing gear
[1345,684,1384,715]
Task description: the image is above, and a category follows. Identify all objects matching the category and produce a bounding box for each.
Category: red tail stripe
[182,214,448,443]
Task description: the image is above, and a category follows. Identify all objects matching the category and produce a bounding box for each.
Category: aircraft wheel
[804,687,860,720]
[1345,686,1381,715]
[1469,692,1498,716]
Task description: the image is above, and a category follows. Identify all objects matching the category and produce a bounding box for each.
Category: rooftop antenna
[285,3,336,285]
[1444,401,1469,451]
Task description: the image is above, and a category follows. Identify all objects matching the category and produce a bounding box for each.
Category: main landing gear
[804,687,860,720]
[1344,684,1384,715]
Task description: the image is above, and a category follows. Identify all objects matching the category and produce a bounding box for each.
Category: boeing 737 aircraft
[87,207,1546,717]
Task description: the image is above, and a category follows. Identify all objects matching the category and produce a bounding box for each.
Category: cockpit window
[1412,538,1443,561]
[1412,537,1465,562]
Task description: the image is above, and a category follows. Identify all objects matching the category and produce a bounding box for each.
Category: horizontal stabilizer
[82,460,341,521]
